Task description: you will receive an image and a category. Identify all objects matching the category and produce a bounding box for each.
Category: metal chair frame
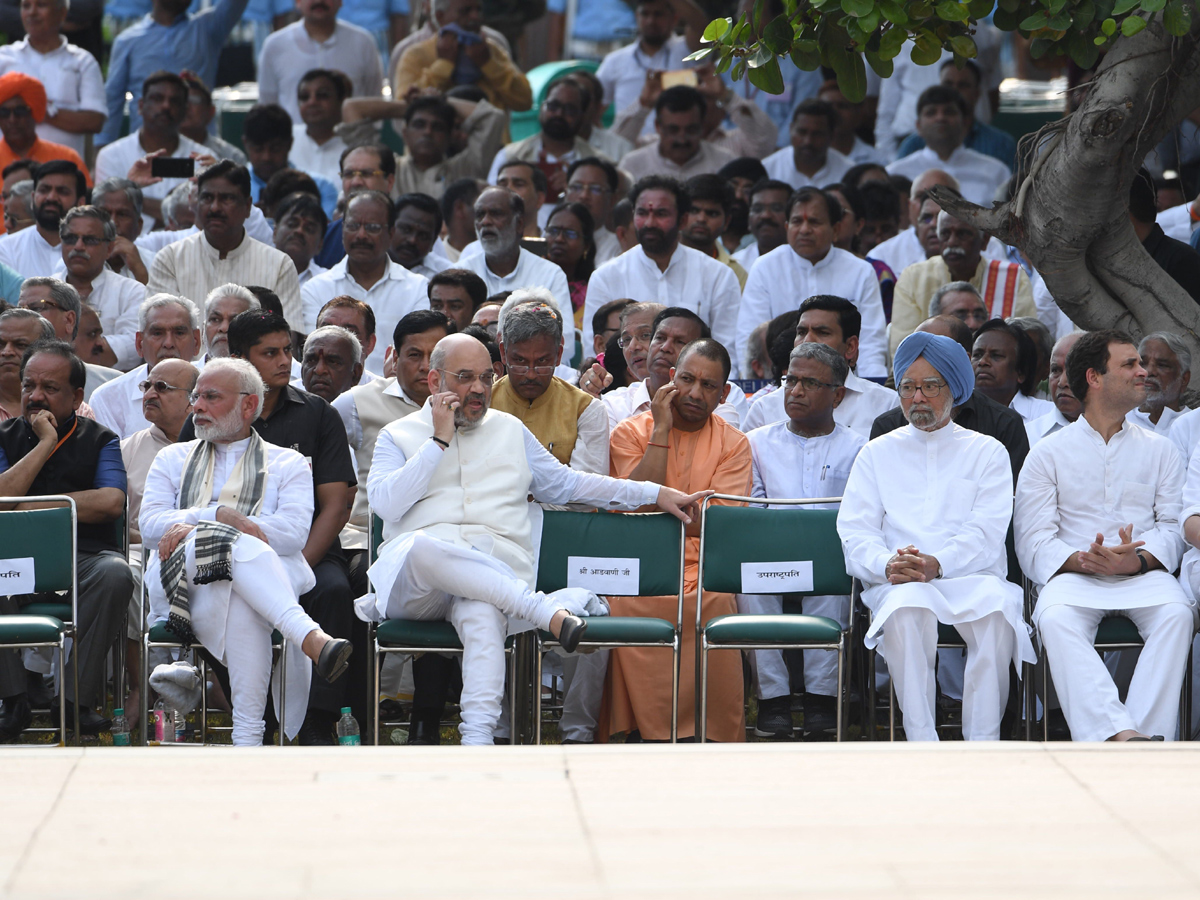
[697,495,851,743]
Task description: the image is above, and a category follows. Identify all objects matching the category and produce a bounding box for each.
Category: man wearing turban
[837,331,1036,741]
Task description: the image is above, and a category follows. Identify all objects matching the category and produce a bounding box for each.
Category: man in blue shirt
[99,0,250,147]
[241,103,340,220]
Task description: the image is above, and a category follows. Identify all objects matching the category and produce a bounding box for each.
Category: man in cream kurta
[1016,329,1195,742]
[363,334,702,746]
[838,332,1035,741]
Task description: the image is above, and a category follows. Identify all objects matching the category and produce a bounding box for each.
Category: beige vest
[490,376,592,466]
[343,378,420,550]
[384,406,536,585]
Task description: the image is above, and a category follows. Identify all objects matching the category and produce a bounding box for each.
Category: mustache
[350,240,374,250]
[941,247,966,259]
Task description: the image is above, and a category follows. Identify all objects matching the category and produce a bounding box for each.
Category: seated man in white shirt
[428,268,488,332]
[577,300,663,398]
[299,325,363,405]
[272,192,328,287]
[582,175,741,367]
[565,158,623,267]
[1027,331,1083,446]
[618,86,737,183]
[52,206,145,371]
[90,293,202,439]
[290,69,348,186]
[762,99,852,190]
[91,178,154,285]
[730,178,791,272]
[0,159,84,277]
[838,332,1035,741]
[362,332,707,745]
[1126,331,1190,436]
[390,193,453,280]
[744,341,866,740]
[738,186,888,379]
[971,318,1053,422]
[141,357,352,746]
[1015,329,1194,742]
[885,85,1011,207]
[201,282,259,364]
[742,295,898,436]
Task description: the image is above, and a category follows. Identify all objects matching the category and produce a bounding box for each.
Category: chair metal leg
[699,637,709,743]
[140,637,150,746]
[888,677,895,742]
[57,637,67,746]
[1041,648,1049,742]
[866,649,877,742]
[277,639,286,746]
[199,656,208,744]
[1185,642,1194,741]
[372,636,382,747]
[1023,660,1034,741]
[835,636,844,742]
[670,636,680,743]
[535,643,543,746]
[71,625,81,747]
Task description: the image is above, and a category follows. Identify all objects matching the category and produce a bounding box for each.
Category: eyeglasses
[61,233,107,247]
[506,365,555,376]
[567,183,611,197]
[897,378,948,399]
[139,380,186,394]
[341,168,385,180]
[544,226,580,241]
[783,375,837,392]
[343,220,386,235]
[21,300,61,314]
[0,106,32,121]
[542,100,581,117]
[617,329,653,349]
[438,369,494,387]
[188,389,253,404]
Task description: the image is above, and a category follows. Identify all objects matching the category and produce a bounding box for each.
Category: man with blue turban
[837,331,1036,741]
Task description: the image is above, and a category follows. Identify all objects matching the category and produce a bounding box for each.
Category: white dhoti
[737,593,849,698]
[148,535,318,746]
[363,531,573,746]
[864,575,1035,741]
[1035,571,1197,741]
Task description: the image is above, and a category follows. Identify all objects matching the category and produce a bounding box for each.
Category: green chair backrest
[370,512,384,566]
[701,505,851,597]
[536,510,681,597]
[0,504,75,593]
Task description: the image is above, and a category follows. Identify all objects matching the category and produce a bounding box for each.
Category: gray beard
[480,232,518,257]
[195,406,246,442]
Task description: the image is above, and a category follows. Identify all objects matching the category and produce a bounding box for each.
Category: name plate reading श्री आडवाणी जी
[741,561,813,594]
[567,557,640,595]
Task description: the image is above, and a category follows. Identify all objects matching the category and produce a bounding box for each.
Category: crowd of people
[0,0,1198,747]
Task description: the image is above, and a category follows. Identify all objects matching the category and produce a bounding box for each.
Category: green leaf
[1164,0,1191,34]
[909,0,934,17]
[753,0,767,32]
[702,17,732,42]
[878,0,910,21]
[1101,15,1117,31]
[1029,36,1054,55]
[792,39,823,69]
[1111,0,1140,14]
[878,24,908,56]
[747,55,786,93]
[684,47,716,62]
[993,6,1023,28]
[731,59,747,81]
[1121,13,1147,32]
[746,42,773,66]
[911,32,943,64]
[762,14,794,52]
[840,0,875,16]
[1141,0,1166,11]
[830,47,869,101]
[1020,11,1049,28]
[714,49,733,73]
[865,48,895,77]
[949,34,978,56]
[1046,10,1072,28]
[935,0,969,19]
[998,0,1021,11]
[859,8,881,33]
[967,0,996,17]
[1066,29,1100,66]
[1073,0,1096,29]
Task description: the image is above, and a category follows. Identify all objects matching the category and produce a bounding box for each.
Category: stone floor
[3,742,1200,899]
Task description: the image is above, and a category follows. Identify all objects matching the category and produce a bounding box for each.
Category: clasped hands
[1074,524,1145,577]
[886,545,941,584]
[158,507,268,561]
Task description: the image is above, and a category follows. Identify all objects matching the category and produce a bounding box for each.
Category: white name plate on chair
[567,557,640,594]
[741,561,813,593]
[0,557,35,595]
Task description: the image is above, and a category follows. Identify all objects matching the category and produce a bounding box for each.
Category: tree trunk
[933,11,1200,355]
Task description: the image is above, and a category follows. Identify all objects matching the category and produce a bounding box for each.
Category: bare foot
[548,609,569,639]
[1109,729,1152,741]
[300,629,335,663]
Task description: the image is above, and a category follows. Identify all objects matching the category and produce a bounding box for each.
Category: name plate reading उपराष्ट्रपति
[0,557,35,595]
[741,560,813,594]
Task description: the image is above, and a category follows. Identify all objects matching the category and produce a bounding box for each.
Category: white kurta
[742,370,899,437]
[885,146,1011,207]
[1009,391,1054,423]
[582,244,742,375]
[1126,405,1184,436]
[95,132,208,234]
[51,265,146,371]
[0,37,106,157]
[738,245,888,380]
[140,438,317,740]
[837,421,1035,665]
[1025,407,1074,446]
[761,146,853,190]
[0,226,61,277]
[1169,407,1200,463]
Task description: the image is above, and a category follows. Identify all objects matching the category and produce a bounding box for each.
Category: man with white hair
[927,281,989,332]
[890,210,1035,358]
[1027,331,1084,446]
[140,357,352,746]
[1126,332,1190,436]
[18,276,121,402]
[300,325,363,404]
[364,332,709,745]
[201,282,259,362]
[52,206,146,371]
[89,294,201,439]
[91,178,154,284]
[838,331,1035,741]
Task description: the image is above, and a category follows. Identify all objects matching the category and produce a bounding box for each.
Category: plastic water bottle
[111,708,129,746]
[336,707,360,745]
[170,705,186,743]
[152,700,166,742]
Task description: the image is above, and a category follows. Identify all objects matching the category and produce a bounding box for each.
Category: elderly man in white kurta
[140,358,352,746]
[746,342,866,739]
[737,187,888,380]
[362,334,706,746]
[1015,329,1195,742]
[838,332,1035,741]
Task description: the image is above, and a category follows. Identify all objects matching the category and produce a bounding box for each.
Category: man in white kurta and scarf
[362,333,708,746]
[1015,329,1195,742]
[838,332,1035,741]
[140,358,353,746]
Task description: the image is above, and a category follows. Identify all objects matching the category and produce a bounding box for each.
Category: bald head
[911,169,961,199]
[429,332,494,427]
[142,357,198,436]
[917,315,974,357]
[1049,330,1083,421]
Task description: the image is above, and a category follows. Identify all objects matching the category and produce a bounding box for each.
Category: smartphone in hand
[151,157,196,179]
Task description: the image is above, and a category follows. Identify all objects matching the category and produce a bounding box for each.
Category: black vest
[0,415,123,554]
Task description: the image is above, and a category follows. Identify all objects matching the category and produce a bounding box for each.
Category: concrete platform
[3,742,1200,899]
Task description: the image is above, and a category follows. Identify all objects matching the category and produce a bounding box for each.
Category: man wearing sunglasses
[51,206,145,372]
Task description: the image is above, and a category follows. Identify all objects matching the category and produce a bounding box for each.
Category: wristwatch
[1135,549,1149,575]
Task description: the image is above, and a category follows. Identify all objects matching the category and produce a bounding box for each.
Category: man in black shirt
[1130,169,1200,304]
[0,340,133,739]
[180,311,359,744]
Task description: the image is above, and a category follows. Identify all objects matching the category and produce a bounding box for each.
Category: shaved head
[917,314,974,357]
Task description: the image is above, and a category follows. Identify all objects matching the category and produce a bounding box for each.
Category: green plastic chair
[697,495,851,742]
[0,497,78,745]
[534,509,686,743]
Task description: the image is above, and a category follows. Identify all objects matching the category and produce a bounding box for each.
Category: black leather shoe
[557,615,587,653]
[63,701,111,735]
[25,670,54,708]
[298,711,337,745]
[315,638,353,683]
[0,695,32,742]
[753,695,793,739]
[802,693,838,741]
[407,717,441,746]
